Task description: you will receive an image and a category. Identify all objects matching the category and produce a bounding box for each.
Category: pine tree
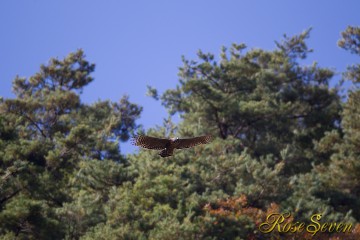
[313,26,360,221]
[0,50,142,239]
[1,28,359,239]
[151,28,341,176]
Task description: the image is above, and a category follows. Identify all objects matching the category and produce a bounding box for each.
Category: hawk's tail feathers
[159,148,173,158]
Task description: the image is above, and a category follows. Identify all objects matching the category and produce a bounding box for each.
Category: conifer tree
[313,26,360,221]
[151,29,341,175]
[1,28,360,239]
[0,50,142,239]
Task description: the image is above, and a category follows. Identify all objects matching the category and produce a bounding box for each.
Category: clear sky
[1,1,359,155]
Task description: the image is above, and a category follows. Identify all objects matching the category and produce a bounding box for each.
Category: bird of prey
[131,135,213,157]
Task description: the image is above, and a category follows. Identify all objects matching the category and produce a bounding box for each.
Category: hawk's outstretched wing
[131,135,170,150]
[176,135,213,149]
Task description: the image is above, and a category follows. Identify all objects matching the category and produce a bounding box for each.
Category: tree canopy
[1,27,360,239]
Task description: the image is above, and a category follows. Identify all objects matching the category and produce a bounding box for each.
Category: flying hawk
[131,135,213,157]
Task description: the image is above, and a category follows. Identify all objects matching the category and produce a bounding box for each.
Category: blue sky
[1,1,359,154]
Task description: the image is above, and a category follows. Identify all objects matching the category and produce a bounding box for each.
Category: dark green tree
[2,27,360,240]
[0,50,142,239]
[150,28,341,176]
[312,26,360,221]
[96,30,346,239]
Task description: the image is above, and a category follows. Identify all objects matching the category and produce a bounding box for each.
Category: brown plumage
[131,135,213,157]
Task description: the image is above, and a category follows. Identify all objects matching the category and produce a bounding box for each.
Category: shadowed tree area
[1,27,360,239]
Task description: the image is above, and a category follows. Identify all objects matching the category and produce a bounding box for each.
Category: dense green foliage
[1,27,359,239]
